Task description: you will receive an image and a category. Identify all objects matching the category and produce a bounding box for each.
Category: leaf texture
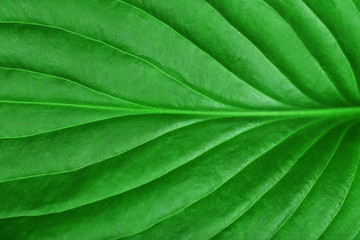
[1,0,360,239]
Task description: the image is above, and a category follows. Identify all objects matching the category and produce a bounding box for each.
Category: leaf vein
[116,0,295,108]
[203,0,327,107]
[0,66,151,109]
[118,119,320,239]
[207,120,341,240]
[0,21,241,109]
[261,0,352,105]
[317,138,360,239]
[267,123,354,240]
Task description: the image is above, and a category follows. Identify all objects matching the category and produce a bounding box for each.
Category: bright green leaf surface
[1,0,360,239]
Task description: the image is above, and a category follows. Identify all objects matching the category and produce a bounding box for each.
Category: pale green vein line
[260,0,352,105]
[317,140,360,239]
[118,119,321,239]
[350,0,360,91]
[203,0,327,107]
[300,0,360,96]
[0,118,212,184]
[0,118,275,219]
[2,100,360,118]
[267,123,354,240]
[0,111,208,140]
[354,227,360,240]
[353,0,360,17]
[207,121,343,240]
[352,0,360,93]
[0,66,151,109]
[116,0,296,108]
[0,100,163,112]
[0,21,240,109]
[1,114,125,140]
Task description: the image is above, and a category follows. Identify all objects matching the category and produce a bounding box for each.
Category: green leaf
[1,0,360,239]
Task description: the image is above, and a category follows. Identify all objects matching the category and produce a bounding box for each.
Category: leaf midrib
[2,100,360,118]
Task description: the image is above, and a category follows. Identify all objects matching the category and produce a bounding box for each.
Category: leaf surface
[1,0,360,239]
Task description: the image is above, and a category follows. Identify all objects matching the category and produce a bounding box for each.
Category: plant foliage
[1,0,360,239]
